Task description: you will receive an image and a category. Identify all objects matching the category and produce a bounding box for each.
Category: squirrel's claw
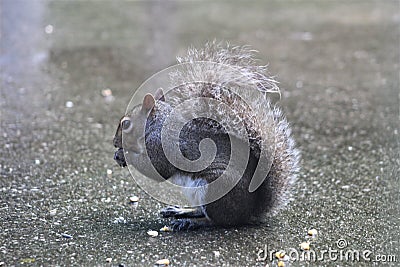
[170,219,200,231]
[161,206,211,231]
[160,206,205,219]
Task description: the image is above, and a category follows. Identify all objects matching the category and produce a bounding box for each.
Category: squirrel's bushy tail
[174,40,280,96]
[170,41,300,217]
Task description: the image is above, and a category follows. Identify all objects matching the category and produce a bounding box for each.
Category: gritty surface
[0,1,399,266]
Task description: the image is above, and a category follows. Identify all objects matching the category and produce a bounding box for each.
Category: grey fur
[113,42,300,229]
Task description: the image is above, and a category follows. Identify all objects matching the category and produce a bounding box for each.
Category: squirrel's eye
[121,118,131,130]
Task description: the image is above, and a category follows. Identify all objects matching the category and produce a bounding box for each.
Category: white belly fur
[169,174,208,208]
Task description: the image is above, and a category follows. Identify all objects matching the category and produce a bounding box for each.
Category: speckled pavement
[1,1,399,266]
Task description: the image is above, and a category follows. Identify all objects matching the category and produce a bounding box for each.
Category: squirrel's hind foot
[160,206,205,219]
[160,206,211,231]
[170,218,211,231]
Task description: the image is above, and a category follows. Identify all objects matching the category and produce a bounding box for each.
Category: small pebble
[61,233,73,239]
[129,196,139,203]
[159,226,172,232]
[101,89,113,97]
[213,250,220,257]
[103,197,111,203]
[45,24,53,34]
[101,89,114,102]
[107,169,112,178]
[307,229,318,236]
[112,217,126,224]
[147,230,158,237]
[49,209,57,216]
[155,259,170,265]
[275,250,286,259]
[105,257,112,263]
[20,258,35,264]
[282,255,290,262]
[35,159,40,165]
[300,242,310,250]
[65,101,74,108]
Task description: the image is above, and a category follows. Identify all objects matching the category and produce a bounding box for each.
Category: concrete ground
[0,0,399,266]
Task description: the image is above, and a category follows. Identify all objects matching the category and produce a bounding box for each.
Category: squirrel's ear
[154,88,165,101]
[142,94,156,113]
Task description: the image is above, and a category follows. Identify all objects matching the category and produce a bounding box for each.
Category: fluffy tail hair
[174,40,280,96]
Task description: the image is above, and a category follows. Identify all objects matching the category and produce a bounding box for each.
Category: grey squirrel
[113,42,300,230]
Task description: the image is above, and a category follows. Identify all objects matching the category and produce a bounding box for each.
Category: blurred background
[1,0,399,266]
